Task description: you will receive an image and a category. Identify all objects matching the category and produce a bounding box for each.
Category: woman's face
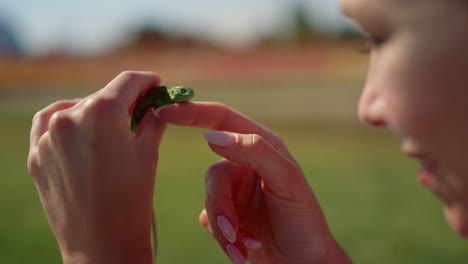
[340,0,468,237]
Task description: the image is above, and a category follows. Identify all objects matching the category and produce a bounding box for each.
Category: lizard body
[131,85,194,131]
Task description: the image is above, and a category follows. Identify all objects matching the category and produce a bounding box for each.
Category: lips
[401,147,439,189]
[402,144,450,202]
[418,161,438,188]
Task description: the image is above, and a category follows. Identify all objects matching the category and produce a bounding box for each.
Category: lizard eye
[180,88,186,93]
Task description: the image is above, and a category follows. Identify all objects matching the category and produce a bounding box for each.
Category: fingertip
[242,237,262,250]
[153,102,196,124]
[199,209,214,236]
[107,71,162,107]
[217,215,237,243]
[152,104,172,118]
[199,208,209,227]
[226,244,247,264]
[204,131,236,148]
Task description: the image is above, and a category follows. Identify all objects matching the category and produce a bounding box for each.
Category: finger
[205,160,240,244]
[200,210,263,251]
[30,99,81,152]
[237,230,263,250]
[135,109,167,153]
[199,209,214,236]
[205,160,248,263]
[204,131,307,201]
[31,132,53,188]
[155,102,294,160]
[99,71,160,109]
[201,166,262,247]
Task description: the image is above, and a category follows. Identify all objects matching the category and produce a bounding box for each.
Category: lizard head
[169,86,194,102]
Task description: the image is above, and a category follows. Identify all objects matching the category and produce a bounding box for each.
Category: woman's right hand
[156,102,352,264]
[27,71,166,264]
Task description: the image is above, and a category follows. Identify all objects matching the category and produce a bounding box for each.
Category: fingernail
[204,131,236,147]
[217,215,237,243]
[242,237,262,250]
[153,105,171,117]
[226,244,247,264]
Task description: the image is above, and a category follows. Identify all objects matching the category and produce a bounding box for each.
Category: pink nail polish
[242,237,262,250]
[153,105,171,117]
[226,244,247,264]
[217,215,237,243]
[203,131,236,147]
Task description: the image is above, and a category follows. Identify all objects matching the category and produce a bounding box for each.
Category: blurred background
[1,0,467,263]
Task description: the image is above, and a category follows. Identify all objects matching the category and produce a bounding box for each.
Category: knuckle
[27,136,49,186]
[82,96,121,116]
[27,149,40,176]
[32,110,45,126]
[117,70,158,84]
[53,99,73,107]
[48,111,75,133]
[32,100,71,128]
[205,159,231,174]
[118,70,140,82]
[204,160,233,199]
[205,161,226,184]
[259,129,285,151]
[270,133,285,148]
[248,134,269,154]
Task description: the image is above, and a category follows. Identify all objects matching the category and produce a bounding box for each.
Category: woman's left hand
[156,102,351,264]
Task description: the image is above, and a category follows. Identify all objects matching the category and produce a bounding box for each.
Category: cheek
[386,91,446,140]
[375,49,464,142]
[384,68,468,194]
[386,70,468,152]
[372,63,443,141]
[373,24,468,136]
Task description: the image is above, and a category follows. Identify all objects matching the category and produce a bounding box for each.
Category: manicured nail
[226,244,247,264]
[153,105,171,117]
[242,237,262,250]
[204,131,236,147]
[217,215,237,243]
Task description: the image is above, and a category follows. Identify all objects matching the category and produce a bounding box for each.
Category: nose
[358,86,387,127]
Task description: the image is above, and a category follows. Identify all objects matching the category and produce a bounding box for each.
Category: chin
[444,204,468,238]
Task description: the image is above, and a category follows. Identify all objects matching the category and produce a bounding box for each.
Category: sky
[0,0,350,55]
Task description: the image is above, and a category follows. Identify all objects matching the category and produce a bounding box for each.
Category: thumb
[136,109,167,151]
[203,130,307,200]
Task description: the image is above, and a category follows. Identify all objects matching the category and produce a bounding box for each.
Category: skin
[28,71,166,264]
[157,0,468,261]
[155,103,352,264]
[339,0,468,237]
[130,86,194,132]
[26,1,468,263]
[130,85,194,262]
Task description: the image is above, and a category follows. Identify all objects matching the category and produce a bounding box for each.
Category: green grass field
[1,81,467,263]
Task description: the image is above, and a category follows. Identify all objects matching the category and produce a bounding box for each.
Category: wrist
[59,236,153,264]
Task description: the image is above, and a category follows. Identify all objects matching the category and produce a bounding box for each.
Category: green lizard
[130,85,194,262]
[131,85,194,131]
